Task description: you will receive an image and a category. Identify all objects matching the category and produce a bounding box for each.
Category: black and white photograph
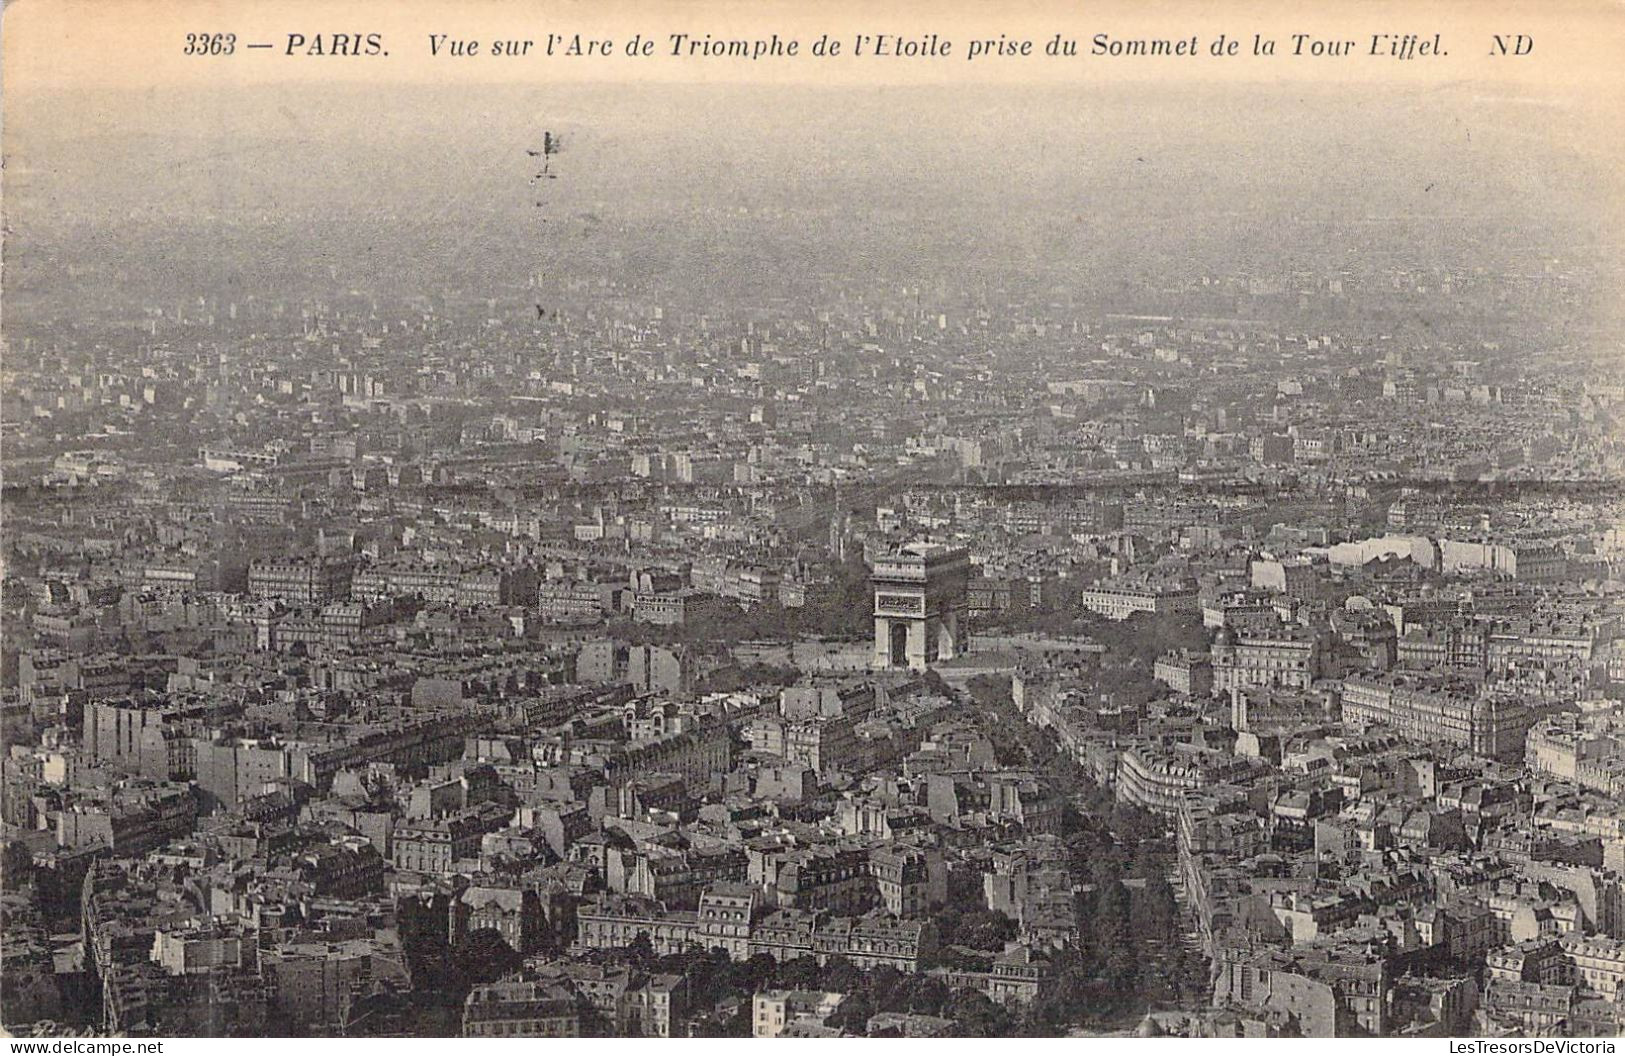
[2,0,1623,1042]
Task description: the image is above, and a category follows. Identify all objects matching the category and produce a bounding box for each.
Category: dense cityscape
[3,77,1625,1039]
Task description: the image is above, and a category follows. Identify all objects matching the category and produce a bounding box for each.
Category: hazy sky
[4,0,1622,312]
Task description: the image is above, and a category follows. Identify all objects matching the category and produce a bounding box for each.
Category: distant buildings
[5,194,1625,1042]
[752,989,845,1038]
[1341,674,1534,761]
[462,977,581,1037]
[1077,576,1200,621]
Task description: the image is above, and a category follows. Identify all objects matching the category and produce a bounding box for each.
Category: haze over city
[5,22,1625,1043]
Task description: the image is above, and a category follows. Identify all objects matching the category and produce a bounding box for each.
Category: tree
[827,991,874,1035]
[935,899,1018,955]
[946,989,1013,1037]
[624,931,657,968]
[868,965,906,1012]
[734,953,778,995]
[771,955,823,991]
[450,928,524,990]
[656,948,701,979]
[956,910,1018,952]
[1091,880,1132,946]
[690,1007,750,1038]
[902,975,950,1016]
[1,841,35,889]
[800,554,875,637]
[683,947,733,1007]
[965,674,1014,710]
[820,955,865,994]
[1021,958,1094,1035]
[1130,877,1178,945]
[930,947,993,972]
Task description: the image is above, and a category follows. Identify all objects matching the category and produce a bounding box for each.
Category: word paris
[424,31,1452,63]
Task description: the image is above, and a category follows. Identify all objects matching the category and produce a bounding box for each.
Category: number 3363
[184,33,236,55]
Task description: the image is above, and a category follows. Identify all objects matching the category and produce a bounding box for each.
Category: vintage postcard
[2,0,1623,1044]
